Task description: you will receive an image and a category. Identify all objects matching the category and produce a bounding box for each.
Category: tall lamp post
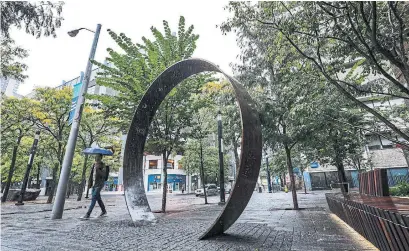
[15,130,40,205]
[51,24,101,219]
[217,111,226,205]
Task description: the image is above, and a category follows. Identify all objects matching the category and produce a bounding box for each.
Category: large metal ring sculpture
[123,58,262,239]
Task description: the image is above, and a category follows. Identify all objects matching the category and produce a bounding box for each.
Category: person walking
[82,154,107,219]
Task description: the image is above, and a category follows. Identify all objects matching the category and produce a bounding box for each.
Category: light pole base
[15,202,24,206]
[218,201,226,206]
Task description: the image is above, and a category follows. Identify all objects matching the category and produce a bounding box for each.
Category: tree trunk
[77,155,89,201]
[161,151,168,213]
[36,163,41,189]
[47,162,59,203]
[67,172,77,198]
[85,186,90,199]
[1,135,22,202]
[333,144,348,193]
[301,170,307,194]
[280,175,284,188]
[200,141,208,204]
[47,145,63,203]
[284,145,299,210]
[28,177,33,189]
[66,181,71,198]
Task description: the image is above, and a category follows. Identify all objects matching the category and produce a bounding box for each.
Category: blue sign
[68,72,84,125]
[310,162,319,168]
[147,174,186,191]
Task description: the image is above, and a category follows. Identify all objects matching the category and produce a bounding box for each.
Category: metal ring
[123,58,262,239]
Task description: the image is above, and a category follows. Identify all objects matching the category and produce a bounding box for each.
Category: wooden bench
[326,169,409,251]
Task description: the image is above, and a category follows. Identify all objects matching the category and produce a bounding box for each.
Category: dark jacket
[88,162,106,189]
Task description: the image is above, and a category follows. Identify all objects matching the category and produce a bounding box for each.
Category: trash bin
[258,187,262,193]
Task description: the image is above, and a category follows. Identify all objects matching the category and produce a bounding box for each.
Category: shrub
[389,182,409,197]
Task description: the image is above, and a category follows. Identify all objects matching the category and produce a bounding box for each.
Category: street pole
[217,111,226,205]
[16,130,40,205]
[51,24,101,219]
[266,157,272,193]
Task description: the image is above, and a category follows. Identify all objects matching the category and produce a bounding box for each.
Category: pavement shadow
[204,233,260,243]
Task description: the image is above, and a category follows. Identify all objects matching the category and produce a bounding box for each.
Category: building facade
[1,77,22,98]
[142,154,197,193]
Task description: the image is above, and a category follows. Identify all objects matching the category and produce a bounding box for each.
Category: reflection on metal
[123,58,262,239]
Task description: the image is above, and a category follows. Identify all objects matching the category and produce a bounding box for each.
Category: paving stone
[1,191,378,250]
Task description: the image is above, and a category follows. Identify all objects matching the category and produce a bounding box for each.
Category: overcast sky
[12,1,241,95]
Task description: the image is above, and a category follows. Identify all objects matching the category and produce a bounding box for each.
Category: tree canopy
[0,1,64,81]
[221,1,409,143]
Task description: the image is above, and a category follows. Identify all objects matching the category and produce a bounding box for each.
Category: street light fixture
[67,27,95,37]
[217,110,226,205]
[51,24,102,220]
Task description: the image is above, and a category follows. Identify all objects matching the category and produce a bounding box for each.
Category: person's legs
[95,187,106,214]
[86,188,97,216]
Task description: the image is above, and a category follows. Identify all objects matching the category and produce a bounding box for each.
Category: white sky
[12,0,241,95]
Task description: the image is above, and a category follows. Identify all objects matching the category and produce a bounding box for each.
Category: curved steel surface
[123,58,262,239]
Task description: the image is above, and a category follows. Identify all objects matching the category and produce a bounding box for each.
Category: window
[149,160,158,169]
[178,162,182,169]
[167,160,174,169]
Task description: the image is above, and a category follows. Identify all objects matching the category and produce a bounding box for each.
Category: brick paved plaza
[1,191,377,250]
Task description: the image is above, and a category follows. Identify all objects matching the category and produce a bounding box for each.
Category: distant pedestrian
[82,154,107,219]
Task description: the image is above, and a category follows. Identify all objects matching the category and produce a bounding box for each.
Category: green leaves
[180,138,229,184]
[0,1,64,80]
[0,38,29,81]
[93,16,200,132]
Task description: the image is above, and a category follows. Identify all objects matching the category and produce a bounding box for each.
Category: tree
[0,38,28,82]
[32,87,72,203]
[92,16,199,131]
[301,94,367,192]
[182,139,215,204]
[233,30,323,209]
[93,16,207,212]
[1,97,36,202]
[0,1,64,81]
[221,1,409,144]
[76,105,117,201]
[202,81,242,172]
[222,6,370,208]
[270,149,287,187]
[145,74,211,212]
